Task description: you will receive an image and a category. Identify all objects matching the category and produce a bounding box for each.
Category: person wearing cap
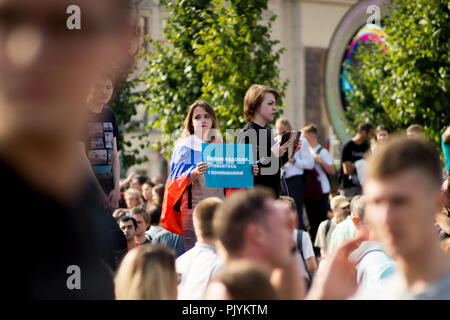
[328,195,362,254]
[314,195,351,259]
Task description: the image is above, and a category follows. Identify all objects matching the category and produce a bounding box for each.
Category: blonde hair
[125,188,144,206]
[275,117,292,131]
[115,245,177,300]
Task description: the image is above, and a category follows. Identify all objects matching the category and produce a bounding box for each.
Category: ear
[246,224,266,247]
[352,216,359,227]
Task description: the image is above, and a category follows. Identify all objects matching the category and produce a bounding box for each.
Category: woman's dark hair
[148,205,162,226]
[152,184,165,206]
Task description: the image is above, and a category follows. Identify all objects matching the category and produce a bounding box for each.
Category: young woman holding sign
[162,101,258,250]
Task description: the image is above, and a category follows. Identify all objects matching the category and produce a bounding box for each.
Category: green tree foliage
[109,65,149,170]
[345,0,449,147]
[139,0,288,158]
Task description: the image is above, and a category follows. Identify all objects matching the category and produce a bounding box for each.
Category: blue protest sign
[202,143,254,189]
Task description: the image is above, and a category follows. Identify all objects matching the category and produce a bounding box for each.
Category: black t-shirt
[85,106,119,194]
[339,140,370,188]
[237,122,289,198]
[0,158,125,299]
[85,106,119,170]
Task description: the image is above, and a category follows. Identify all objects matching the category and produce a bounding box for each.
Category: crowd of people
[108,84,449,300]
[1,0,449,301]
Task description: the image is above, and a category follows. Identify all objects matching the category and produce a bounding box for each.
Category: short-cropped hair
[302,123,318,135]
[365,135,442,189]
[357,122,373,133]
[406,124,423,134]
[350,195,366,222]
[130,207,150,225]
[193,197,224,240]
[120,216,137,230]
[213,187,275,255]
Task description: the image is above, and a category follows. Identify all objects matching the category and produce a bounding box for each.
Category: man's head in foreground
[363,136,443,259]
[213,187,294,271]
[0,0,133,145]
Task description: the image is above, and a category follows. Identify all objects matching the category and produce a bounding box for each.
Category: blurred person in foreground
[204,261,278,300]
[353,136,450,299]
[115,245,178,300]
[0,0,133,298]
[435,177,449,241]
[213,187,306,299]
[176,197,225,300]
[442,126,450,176]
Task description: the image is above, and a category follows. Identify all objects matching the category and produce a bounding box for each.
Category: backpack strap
[325,219,332,236]
[297,229,306,266]
[187,184,192,209]
[316,146,324,155]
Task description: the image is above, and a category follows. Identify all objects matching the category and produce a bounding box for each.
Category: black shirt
[85,106,119,169]
[339,140,370,189]
[238,122,289,198]
[0,158,124,299]
[85,106,119,194]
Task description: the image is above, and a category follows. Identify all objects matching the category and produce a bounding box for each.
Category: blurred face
[334,205,351,221]
[275,123,289,135]
[88,77,113,106]
[376,130,389,143]
[261,200,295,268]
[152,189,161,205]
[142,183,152,202]
[0,0,130,143]
[256,93,277,124]
[133,214,147,236]
[125,193,140,209]
[362,129,374,143]
[364,170,441,259]
[119,220,136,241]
[130,179,142,191]
[192,106,213,140]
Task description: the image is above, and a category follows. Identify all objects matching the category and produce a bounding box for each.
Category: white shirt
[310,145,333,194]
[352,270,450,300]
[283,137,314,178]
[176,242,225,300]
[294,229,315,278]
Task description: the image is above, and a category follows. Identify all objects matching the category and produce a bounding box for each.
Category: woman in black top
[238,84,298,198]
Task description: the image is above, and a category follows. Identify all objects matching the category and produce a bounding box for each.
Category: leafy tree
[344,0,449,147]
[109,65,150,170]
[139,0,288,158]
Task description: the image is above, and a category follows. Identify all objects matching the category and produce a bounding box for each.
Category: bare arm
[106,138,121,209]
[305,256,318,276]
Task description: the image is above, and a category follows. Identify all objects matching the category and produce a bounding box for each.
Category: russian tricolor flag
[161,135,203,235]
